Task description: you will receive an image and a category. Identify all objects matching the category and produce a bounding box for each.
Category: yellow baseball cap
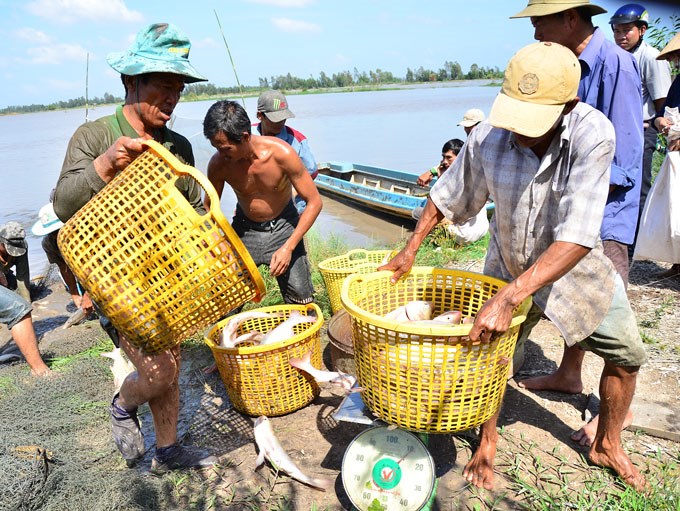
[488,42,580,138]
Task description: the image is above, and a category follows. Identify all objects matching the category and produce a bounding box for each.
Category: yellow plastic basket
[318,249,392,314]
[205,303,323,416]
[340,267,532,433]
[58,140,265,354]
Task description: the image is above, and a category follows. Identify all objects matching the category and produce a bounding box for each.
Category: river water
[1,83,499,274]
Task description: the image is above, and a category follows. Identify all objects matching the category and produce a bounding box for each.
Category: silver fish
[233,331,265,347]
[259,311,315,346]
[433,310,463,324]
[253,416,333,491]
[221,311,277,348]
[0,353,21,363]
[62,307,87,330]
[101,347,135,391]
[289,351,360,393]
[384,300,434,322]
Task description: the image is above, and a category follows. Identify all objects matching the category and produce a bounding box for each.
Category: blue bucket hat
[107,23,207,83]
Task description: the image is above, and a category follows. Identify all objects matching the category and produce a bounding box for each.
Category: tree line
[1,59,502,115]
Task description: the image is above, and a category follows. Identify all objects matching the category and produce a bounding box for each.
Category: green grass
[239,225,489,320]
[496,430,680,510]
[46,337,113,369]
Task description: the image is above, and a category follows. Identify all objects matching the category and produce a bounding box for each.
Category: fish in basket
[204,303,324,417]
[340,267,532,434]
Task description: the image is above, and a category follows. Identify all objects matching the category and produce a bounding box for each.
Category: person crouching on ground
[380,42,647,491]
[53,23,217,473]
[0,283,50,377]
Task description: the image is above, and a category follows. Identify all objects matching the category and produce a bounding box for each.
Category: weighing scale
[334,392,438,511]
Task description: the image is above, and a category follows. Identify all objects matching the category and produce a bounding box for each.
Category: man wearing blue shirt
[253,90,318,213]
[511,0,643,447]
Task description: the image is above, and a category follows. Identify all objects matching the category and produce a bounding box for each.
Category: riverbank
[0,79,501,117]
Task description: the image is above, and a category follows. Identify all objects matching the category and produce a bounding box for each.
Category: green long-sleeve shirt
[54,105,205,222]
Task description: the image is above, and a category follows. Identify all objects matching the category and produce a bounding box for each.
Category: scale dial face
[341,426,436,511]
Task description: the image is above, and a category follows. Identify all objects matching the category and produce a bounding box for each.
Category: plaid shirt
[430,102,618,345]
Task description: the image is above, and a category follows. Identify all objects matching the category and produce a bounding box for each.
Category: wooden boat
[315,162,429,221]
[315,161,494,221]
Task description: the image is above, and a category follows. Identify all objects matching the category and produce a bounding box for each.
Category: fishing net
[0,318,261,511]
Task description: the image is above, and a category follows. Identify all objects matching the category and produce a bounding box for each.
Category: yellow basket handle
[141,139,221,215]
[345,249,373,262]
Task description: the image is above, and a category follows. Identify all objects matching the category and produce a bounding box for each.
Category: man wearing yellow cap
[510,0,644,448]
[381,42,646,491]
[53,23,216,473]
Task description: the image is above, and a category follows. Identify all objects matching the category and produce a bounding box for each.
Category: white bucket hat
[31,203,64,236]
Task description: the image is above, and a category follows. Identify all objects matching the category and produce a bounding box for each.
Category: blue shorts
[233,201,314,305]
[0,286,31,330]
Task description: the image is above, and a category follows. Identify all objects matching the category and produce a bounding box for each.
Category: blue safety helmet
[609,4,649,27]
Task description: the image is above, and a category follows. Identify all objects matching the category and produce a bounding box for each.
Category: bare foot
[462,440,497,490]
[518,372,583,394]
[571,409,634,447]
[589,440,646,491]
[31,366,52,377]
[203,363,218,375]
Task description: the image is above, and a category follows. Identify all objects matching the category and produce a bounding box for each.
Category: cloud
[14,28,52,44]
[272,17,322,33]
[26,0,143,23]
[192,37,220,49]
[47,77,85,92]
[247,0,315,6]
[25,43,88,65]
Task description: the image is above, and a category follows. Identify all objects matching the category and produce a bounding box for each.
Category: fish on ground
[62,307,87,330]
[0,352,21,363]
[289,351,361,393]
[101,347,136,392]
[259,311,315,346]
[384,300,434,322]
[253,416,333,491]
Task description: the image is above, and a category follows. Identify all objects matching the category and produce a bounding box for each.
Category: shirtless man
[203,100,322,305]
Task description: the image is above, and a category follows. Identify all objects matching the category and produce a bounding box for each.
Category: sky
[0,0,677,109]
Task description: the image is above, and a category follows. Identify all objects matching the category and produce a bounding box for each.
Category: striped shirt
[430,102,618,345]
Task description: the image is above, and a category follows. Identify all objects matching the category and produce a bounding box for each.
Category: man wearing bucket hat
[53,23,217,473]
[457,108,485,136]
[510,0,643,446]
[253,91,318,215]
[0,222,31,303]
[32,201,90,313]
[381,42,647,491]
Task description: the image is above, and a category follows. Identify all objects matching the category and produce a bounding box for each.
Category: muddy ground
[1,259,678,510]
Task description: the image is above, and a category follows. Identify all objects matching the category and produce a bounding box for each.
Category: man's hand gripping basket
[58,140,265,354]
[341,267,532,433]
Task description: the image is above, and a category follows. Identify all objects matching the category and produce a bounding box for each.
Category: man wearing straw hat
[381,42,647,491]
[509,0,643,448]
[53,23,217,473]
[650,31,680,277]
